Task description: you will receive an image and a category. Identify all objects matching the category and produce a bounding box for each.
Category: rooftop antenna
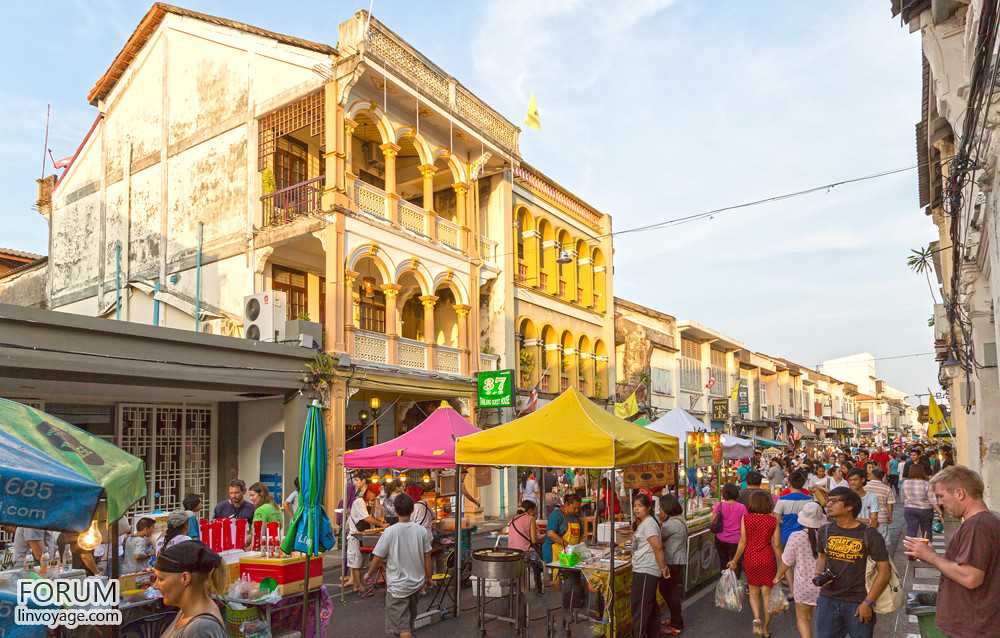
[40,104,50,179]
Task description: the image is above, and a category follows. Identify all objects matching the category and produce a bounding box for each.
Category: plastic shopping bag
[714,568,743,612]
[768,583,789,615]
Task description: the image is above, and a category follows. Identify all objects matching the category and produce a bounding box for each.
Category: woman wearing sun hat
[774,501,826,638]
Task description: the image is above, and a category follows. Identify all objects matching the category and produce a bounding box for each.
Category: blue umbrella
[281,401,333,634]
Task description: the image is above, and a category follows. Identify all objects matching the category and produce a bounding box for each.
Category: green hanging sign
[477,369,515,408]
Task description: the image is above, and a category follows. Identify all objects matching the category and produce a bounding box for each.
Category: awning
[344,406,479,469]
[455,387,680,468]
[827,418,855,431]
[789,420,816,440]
[753,436,786,448]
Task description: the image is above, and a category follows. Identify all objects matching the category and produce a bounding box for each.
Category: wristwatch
[862,598,876,607]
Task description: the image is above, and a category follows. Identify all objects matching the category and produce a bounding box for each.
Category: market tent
[343,406,479,469]
[644,407,704,440]
[455,387,679,467]
[721,434,754,460]
[0,398,145,530]
[756,437,786,449]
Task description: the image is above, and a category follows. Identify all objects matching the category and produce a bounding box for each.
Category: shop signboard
[712,399,729,421]
[622,463,676,489]
[738,381,749,414]
[476,369,514,408]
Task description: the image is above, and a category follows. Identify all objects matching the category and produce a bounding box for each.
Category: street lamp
[941,354,962,381]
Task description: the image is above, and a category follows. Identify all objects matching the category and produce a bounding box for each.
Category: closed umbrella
[0,398,145,530]
[281,400,333,634]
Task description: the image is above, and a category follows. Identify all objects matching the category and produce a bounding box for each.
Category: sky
[0,1,937,400]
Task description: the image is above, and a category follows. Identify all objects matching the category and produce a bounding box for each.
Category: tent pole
[341,467,348,603]
[608,466,615,635]
[455,464,462,618]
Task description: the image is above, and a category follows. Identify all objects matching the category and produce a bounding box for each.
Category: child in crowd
[122,517,156,573]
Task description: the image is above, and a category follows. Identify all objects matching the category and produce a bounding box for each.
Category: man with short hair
[366,494,433,638]
[815,487,892,638]
[183,493,202,540]
[739,471,768,508]
[213,479,254,521]
[543,494,585,610]
[774,470,812,546]
[848,469,879,528]
[864,468,895,542]
[854,449,870,470]
[904,465,1000,638]
[12,527,58,570]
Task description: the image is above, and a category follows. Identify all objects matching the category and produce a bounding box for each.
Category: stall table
[684,509,720,592]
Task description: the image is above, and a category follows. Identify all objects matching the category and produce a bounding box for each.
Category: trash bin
[906,592,947,638]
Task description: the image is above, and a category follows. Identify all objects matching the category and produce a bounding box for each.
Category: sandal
[752,619,763,635]
[361,585,376,598]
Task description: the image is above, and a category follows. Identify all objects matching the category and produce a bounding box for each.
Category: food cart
[342,405,480,621]
[456,387,679,636]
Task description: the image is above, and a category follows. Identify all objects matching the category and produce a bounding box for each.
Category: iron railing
[261,176,324,227]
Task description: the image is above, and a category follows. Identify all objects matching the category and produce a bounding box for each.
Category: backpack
[863,527,902,614]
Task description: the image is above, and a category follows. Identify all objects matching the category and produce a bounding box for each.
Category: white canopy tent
[645,408,754,460]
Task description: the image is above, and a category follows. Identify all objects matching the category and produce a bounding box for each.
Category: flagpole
[40,104,50,179]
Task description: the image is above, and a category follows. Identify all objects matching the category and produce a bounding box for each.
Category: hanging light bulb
[422,473,431,483]
[383,473,394,483]
[696,468,703,480]
[370,473,380,483]
[399,473,408,483]
[77,520,103,551]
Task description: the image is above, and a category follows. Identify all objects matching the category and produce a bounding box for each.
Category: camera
[812,569,837,587]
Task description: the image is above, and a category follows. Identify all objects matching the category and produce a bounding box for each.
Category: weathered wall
[0,265,47,307]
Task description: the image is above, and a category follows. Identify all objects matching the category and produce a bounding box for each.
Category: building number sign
[477,369,515,408]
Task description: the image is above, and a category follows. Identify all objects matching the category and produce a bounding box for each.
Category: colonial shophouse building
[0,4,615,518]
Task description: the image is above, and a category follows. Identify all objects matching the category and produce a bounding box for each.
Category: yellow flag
[730,381,740,402]
[614,389,639,419]
[928,394,946,438]
[524,94,541,130]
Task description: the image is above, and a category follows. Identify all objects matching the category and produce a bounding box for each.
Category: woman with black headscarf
[153,541,227,637]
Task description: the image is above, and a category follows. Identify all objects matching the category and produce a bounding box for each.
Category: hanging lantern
[78,520,103,551]
[363,277,376,299]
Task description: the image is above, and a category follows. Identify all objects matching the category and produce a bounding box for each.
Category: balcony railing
[437,217,460,249]
[436,346,461,374]
[516,262,528,282]
[262,176,324,227]
[577,287,584,303]
[709,366,727,397]
[559,280,567,297]
[355,180,388,220]
[397,338,427,369]
[399,199,427,236]
[561,375,570,391]
[480,236,499,264]
[354,330,388,364]
[539,272,549,289]
[680,357,701,392]
[479,352,500,371]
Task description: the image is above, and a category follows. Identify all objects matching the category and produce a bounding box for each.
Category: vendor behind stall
[543,494,585,609]
[346,480,384,596]
[248,482,282,524]
[213,479,254,522]
[12,527,58,570]
[123,517,155,573]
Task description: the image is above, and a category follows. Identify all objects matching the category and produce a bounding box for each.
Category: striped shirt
[865,479,895,524]
[902,478,937,509]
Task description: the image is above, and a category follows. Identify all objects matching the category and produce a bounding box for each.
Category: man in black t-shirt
[815,487,891,638]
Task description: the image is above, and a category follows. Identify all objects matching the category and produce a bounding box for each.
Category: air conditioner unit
[244,291,287,342]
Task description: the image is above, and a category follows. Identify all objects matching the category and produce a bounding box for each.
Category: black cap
[154,540,221,573]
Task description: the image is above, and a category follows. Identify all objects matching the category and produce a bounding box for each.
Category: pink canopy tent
[342,406,479,469]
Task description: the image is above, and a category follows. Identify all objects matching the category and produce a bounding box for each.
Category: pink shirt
[713,500,747,544]
[507,513,534,552]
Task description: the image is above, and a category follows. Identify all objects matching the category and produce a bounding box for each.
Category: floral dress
[781,529,820,605]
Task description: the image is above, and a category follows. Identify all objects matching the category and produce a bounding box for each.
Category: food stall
[342,404,480,620]
[456,387,680,637]
[0,398,147,638]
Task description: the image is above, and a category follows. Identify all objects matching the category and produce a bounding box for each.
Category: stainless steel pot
[471,548,524,581]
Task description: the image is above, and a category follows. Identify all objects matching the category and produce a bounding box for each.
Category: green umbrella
[0,398,145,527]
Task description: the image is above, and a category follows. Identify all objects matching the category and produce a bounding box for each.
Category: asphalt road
[326,505,907,637]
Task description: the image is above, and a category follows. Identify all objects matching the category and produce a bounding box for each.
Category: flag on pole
[524,94,541,130]
[614,389,639,419]
[730,381,740,402]
[928,393,948,438]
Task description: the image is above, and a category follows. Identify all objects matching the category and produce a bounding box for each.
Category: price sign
[477,369,515,408]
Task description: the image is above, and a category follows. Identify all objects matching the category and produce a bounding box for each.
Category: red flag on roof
[49,149,72,169]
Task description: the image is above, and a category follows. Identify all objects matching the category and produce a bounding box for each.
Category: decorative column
[454,303,471,375]
[382,283,401,365]
[419,164,438,240]
[564,347,578,391]
[344,118,358,179]
[343,269,359,354]
[380,143,401,225]
[420,295,438,368]
[579,352,594,396]
[453,182,469,254]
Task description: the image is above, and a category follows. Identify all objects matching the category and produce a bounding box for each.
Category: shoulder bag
[864,527,903,614]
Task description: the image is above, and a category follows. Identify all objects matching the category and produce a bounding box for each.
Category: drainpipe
[194,222,204,332]
[152,280,161,326]
[115,241,122,321]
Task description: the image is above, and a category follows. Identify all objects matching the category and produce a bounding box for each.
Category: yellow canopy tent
[455,387,679,468]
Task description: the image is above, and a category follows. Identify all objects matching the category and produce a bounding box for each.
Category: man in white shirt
[366,494,433,638]
[12,527,58,569]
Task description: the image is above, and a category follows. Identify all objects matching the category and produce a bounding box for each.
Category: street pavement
[325,504,909,637]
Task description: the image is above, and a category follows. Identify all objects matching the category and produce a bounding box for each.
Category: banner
[614,389,639,419]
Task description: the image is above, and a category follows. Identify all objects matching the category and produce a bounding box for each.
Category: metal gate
[117,404,216,517]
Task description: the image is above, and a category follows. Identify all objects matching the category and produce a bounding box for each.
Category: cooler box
[240,555,324,596]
